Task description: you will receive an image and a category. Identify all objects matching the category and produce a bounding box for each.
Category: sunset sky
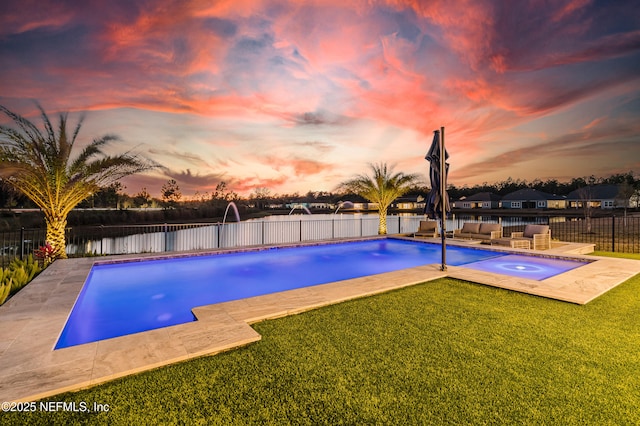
[1,0,639,198]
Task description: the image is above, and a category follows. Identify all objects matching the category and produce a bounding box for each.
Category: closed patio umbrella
[424,127,450,270]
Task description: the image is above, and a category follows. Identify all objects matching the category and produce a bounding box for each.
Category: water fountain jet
[334,201,354,214]
[288,205,312,215]
[222,201,240,225]
[220,202,241,247]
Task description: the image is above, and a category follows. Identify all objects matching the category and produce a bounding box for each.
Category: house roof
[395,196,422,202]
[337,195,372,204]
[501,188,565,201]
[461,192,502,202]
[566,184,620,200]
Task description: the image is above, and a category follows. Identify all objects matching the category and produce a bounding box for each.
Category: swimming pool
[55,239,587,349]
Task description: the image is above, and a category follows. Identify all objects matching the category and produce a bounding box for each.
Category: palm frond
[67,135,118,176]
[0,105,44,148]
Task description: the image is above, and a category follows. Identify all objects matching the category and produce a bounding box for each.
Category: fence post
[300,220,303,242]
[164,223,168,252]
[611,214,615,253]
[20,227,25,260]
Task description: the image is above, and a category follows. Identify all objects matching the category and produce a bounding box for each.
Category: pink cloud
[0,0,77,35]
[232,176,290,194]
[263,155,333,177]
[551,0,592,23]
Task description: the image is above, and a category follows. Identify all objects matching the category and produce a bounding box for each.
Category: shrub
[34,242,57,267]
[0,254,42,305]
[0,270,11,305]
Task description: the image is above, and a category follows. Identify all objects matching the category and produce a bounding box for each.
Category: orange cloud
[263,155,333,177]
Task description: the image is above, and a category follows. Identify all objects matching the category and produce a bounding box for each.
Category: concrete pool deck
[1,237,639,402]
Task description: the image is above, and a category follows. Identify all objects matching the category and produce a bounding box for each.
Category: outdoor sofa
[492,224,551,250]
[452,222,502,241]
[414,220,439,238]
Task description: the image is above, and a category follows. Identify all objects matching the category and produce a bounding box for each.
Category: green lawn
[3,274,640,425]
[591,251,640,260]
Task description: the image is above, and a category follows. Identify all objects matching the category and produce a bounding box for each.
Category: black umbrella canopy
[424,128,450,271]
[424,130,450,219]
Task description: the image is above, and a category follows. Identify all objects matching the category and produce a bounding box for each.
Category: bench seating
[452,222,502,241]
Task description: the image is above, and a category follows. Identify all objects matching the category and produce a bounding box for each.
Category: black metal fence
[1,227,47,268]
[1,214,638,267]
[546,215,639,253]
[453,214,639,253]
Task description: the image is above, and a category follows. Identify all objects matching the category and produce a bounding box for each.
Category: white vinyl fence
[65,214,430,256]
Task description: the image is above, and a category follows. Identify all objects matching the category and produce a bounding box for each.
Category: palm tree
[0,104,156,259]
[337,163,421,234]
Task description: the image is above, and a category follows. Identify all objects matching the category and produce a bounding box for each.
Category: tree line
[447,173,639,200]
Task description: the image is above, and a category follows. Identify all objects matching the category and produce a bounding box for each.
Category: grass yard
[591,251,640,260]
[3,274,640,425]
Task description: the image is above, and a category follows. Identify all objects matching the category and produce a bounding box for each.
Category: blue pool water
[55,239,586,349]
[462,254,585,280]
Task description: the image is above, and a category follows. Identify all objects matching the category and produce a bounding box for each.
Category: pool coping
[1,237,639,402]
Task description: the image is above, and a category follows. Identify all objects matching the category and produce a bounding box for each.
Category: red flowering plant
[34,242,57,267]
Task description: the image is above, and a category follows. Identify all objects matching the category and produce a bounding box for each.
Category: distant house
[393,196,426,211]
[286,201,332,210]
[338,194,423,211]
[500,189,566,209]
[337,196,379,211]
[308,202,332,209]
[566,184,630,209]
[286,202,310,209]
[452,192,501,209]
[349,202,377,210]
[266,203,285,209]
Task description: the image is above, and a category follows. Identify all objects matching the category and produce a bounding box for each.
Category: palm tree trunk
[378,210,387,235]
[45,216,68,259]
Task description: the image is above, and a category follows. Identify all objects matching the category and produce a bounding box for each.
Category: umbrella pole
[440,126,447,271]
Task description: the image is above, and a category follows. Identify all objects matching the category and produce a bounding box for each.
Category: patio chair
[414,220,439,238]
[510,224,551,250]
